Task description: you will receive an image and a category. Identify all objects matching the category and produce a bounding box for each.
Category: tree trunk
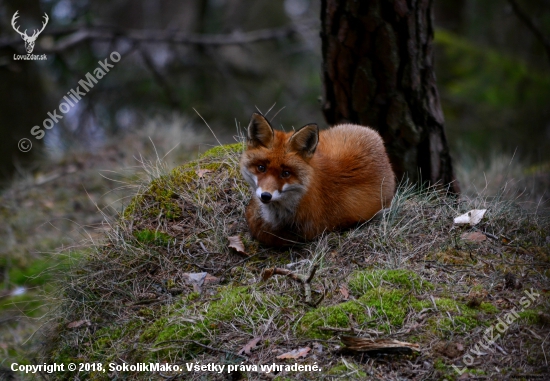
[321,0,460,193]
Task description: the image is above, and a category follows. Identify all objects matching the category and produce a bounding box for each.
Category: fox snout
[260,192,272,203]
[255,187,280,204]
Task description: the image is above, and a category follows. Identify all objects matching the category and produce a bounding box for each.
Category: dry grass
[36,141,550,380]
[454,147,550,212]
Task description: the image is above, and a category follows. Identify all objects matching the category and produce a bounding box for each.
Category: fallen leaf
[276,347,311,359]
[181,272,219,293]
[261,268,274,281]
[454,209,487,226]
[196,169,213,178]
[460,231,487,242]
[339,285,349,300]
[238,337,261,356]
[228,235,247,256]
[182,272,218,285]
[67,320,91,329]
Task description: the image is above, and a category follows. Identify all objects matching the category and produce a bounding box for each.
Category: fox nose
[260,192,272,203]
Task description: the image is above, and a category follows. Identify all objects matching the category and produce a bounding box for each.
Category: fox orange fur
[240,113,395,246]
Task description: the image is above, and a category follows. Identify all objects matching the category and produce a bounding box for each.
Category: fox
[240,113,396,246]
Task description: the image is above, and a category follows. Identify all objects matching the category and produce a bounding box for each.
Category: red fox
[240,113,395,246]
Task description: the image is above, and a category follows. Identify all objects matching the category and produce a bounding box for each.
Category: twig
[507,0,550,64]
[482,231,499,240]
[262,264,322,305]
[319,326,354,333]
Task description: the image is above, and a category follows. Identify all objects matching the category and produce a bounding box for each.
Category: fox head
[240,113,318,224]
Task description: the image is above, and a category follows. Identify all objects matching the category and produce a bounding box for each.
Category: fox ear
[289,124,319,158]
[247,113,274,148]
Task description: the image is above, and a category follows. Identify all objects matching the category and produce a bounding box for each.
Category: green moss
[359,288,429,328]
[409,297,494,336]
[517,309,540,324]
[122,143,243,220]
[140,317,169,342]
[299,287,432,338]
[133,229,172,245]
[434,358,447,371]
[348,269,433,296]
[138,286,291,360]
[434,297,472,312]
[123,175,182,220]
[299,269,453,339]
[298,300,365,338]
[199,143,243,160]
[479,302,499,314]
[433,358,460,380]
[468,369,487,375]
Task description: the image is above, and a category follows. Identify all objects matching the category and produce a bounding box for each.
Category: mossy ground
[17,143,550,380]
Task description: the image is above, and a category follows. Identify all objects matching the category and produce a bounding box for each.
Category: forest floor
[1,125,549,381]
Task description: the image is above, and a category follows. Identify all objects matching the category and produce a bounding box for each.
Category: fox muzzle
[260,192,272,203]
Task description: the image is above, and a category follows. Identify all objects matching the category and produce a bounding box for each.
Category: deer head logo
[11,11,49,54]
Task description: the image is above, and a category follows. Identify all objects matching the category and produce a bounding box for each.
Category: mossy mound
[46,144,550,380]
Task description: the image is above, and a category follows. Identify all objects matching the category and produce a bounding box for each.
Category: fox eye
[257,165,266,173]
[281,170,291,178]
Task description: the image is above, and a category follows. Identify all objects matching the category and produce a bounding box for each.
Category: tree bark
[321,0,459,193]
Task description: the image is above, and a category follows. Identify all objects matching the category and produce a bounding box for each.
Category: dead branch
[262,264,323,306]
[340,336,420,354]
[1,22,313,53]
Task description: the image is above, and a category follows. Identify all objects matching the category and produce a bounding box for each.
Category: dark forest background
[1,0,549,189]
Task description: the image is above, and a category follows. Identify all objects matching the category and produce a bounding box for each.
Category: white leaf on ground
[182,272,210,293]
[454,209,487,225]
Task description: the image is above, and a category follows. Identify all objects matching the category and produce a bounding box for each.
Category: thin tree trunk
[321,0,459,193]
